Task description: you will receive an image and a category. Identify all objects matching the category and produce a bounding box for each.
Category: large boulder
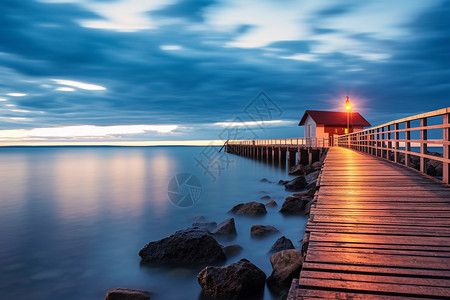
[105,288,150,300]
[306,179,317,190]
[288,164,306,176]
[198,259,266,300]
[303,164,315,174]
[279,196,310,215]
[250,225,280,237]
[269,236,295,253]
[212,218,237,236]
[267,250,303,294]
[229,202,267,216]
[223,244,243,257]
[284,176,308,192]
[139,227,226,265]
[305,170,320,183]
[312,161,322,170]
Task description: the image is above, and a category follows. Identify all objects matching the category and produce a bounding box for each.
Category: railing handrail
[336,107,449,184]
[227,137,330,148]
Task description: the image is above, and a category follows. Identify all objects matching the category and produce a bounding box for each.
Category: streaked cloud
[6,93,27,97]
[160,45,182,51]
[56,87,76,92]
[51,79,106,91]
[214,120,295,127]
[0,124,179,140]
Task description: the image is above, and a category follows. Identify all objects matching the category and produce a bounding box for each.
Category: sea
[0,146,307,300]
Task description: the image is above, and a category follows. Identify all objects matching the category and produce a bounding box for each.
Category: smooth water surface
[0,146,307,300]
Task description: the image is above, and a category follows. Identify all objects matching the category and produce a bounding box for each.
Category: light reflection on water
[0,146,307,300]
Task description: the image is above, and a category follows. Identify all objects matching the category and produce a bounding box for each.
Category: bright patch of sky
[51,79,106,90]
[0,124,179,140]
[6,93,27,97]
[39,0,175,32]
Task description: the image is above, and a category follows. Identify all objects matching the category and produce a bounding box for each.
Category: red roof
[299,110,371,127]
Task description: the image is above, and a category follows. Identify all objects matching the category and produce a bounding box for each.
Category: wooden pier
[228,107,450,298]
[291,147,450,299]
[226,138,330,169]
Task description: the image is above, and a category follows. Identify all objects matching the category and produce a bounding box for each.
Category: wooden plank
[296,288,424,299]
[299,277,450,298]
[300,270,450,287]
[307,241,450,252]
[302,262,450,278]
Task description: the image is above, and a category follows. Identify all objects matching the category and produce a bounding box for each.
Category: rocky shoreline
[105,151,327,300]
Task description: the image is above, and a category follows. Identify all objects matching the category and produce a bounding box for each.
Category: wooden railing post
[420,118,428,173]
[394,123,399,163]
[444,113,449,184]
[405,121,411,167]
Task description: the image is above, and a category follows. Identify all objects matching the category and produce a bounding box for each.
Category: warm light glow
[345,96,351,111]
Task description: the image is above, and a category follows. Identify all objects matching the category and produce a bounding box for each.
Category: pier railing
[336,107,450,184]
[228,137,331,148]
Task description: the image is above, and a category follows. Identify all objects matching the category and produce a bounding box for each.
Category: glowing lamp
[345,96,351,111]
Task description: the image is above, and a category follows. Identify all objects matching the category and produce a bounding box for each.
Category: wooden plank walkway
[292,147,450,299]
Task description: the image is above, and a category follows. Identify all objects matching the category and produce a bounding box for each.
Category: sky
[0,0,449,145]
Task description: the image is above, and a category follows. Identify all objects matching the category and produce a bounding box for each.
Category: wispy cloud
[51,79,106,91]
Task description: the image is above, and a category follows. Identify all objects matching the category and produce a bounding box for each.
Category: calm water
[0,146,307,300]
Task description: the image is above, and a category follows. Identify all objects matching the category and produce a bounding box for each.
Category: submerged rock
[198,259,266,300]
[212,218,237,236]
[260,178,272,183]
[269,236,295,253]
[288,164,306,176]
[260,195,271,200]
[284,176,307,191]
[265,200,278,207]
[278,180,289,185]
[279,197,310,215]
[267,250,303,295]
[192,221,217,230]
[139,227,226,265]
[305,170,320,183]
[250,225,280,237]
[229,202,267,216]
[105,288,151,300]
[223,244,243,257]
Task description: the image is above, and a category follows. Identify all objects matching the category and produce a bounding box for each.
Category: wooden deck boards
[292,147,450,299]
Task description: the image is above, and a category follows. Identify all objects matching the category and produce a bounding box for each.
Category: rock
[278,180,289,185]
[288,164,305,176]
[269,236,295,253]
[305,179,317,190]
[427,165,437,176]
[312,161,322,170]
[303,164,315,174]
[284,176,308,191]
[192,221,217,230]
[229,202,267,216]
[436,164,443,176]
[304,201,312,215]
[305,170,320,182]
[279,196,310,215]
[212,218,237,236]
[198,259,266,300]
[265,200,278,207]
[260,178,271,183]
[139,227,226,265]
[188,215,207,222]
[267,250,303,294]
[250,225,280,237]
[105,288,150,300]
[223,244,243,257]
[261,195,271,200]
